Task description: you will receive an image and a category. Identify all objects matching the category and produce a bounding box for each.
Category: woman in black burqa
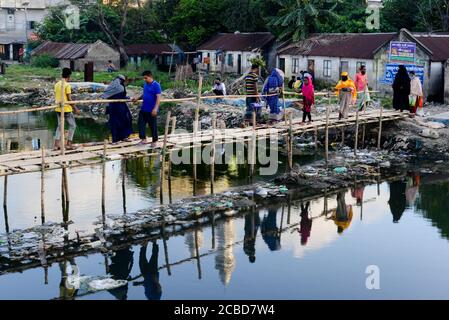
[392,65,411,112]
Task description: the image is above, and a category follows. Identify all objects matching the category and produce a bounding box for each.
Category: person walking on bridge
[54,68,80,151]
[335,72,357,120]
[132,70,162,147]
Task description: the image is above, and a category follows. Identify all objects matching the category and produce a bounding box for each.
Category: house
[197,32,276,75]
[277,29,449,102]
[125,43,185,71]
[31,40,120,71]
[0,0,69,61]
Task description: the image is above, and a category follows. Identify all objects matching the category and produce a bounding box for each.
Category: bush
[31,54,59,68]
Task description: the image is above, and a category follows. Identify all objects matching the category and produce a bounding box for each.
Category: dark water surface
[2,104,449,300]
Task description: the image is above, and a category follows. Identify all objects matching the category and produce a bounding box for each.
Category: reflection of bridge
[0,109,408,177]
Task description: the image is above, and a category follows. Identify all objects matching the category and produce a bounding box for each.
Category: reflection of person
[405,173,421,207]
[292,202,312,246]
[108,247,134,300]
[389,180,407,223]
[351,185,364,206]
[392,65,411,112]
[329,192,353,234]
[59,259,78,300]
[136,242,162,300]
[102,75,133,144]
[244,211,261,263]
[261,207,281,251]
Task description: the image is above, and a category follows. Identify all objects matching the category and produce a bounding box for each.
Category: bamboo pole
[62,166,69,204]
[41,147,46,224]
[60,78,66,156]
[193,75,203,184]
[160,112,172,204]
[354,106,360,156]
[250,110,257,177]
[161,223,172,276]
[121,158,127,214]
[101,140,107,214]
[325,99,330,165]
[377,105,384,150]
[211,113,217,194]
[168,116,177,181]
[2,176,7,209]
[194,228,202,280]
[288,111,293,171]
[314,126,318,153]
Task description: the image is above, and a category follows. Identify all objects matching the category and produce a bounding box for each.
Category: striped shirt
[245,72,259,95]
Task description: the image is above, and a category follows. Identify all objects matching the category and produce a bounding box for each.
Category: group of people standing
[392,65,423,114]
[53,68,162,150]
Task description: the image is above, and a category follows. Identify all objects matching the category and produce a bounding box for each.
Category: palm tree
[269,0,341,41]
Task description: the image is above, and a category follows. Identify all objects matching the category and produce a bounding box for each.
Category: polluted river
[2,102,449,300]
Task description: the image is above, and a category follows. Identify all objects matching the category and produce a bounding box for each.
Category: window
[340,61,349,74]
[292,58,300,74]
[323,60,332,77]
[28,21,37,30]
[227,54,233,67]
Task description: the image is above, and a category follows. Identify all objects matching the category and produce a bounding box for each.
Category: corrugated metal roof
[125,43,174,55]
[278,33,396,59]
[198,32,275,52]
[31,41,114,60]
[413,35,449,62]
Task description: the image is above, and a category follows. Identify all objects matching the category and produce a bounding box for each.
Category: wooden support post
[250,110,257,177]
[41,147,46,224]
[193,75,202,184]
[354,106,360,156]
[194,228,202,280]
[325,100,330,165]
[161,223,172,276]
[121,158,127,214]
[2,176,7,209]
[60,78,66,156]
[168,116,177,180]
[62,166,69,204]
[314,126,318,153]
[377,104,384,150]
[101,140,107,215]
[288,111,293,171]
[211,114,217,194]
[210,212,216,250]
[160,112,172,204]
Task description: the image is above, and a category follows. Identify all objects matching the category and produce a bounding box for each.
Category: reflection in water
[243,209,260,263]
[261,207,281,251]
[215,219,236,286]
[389,180,407,223]
[296,202,312,246]
[137,242,162,300]
[59,259,78,300]
[107,247,134,300]
[406,173,421,207]
[329,191,353,235]
[185,229,204,258]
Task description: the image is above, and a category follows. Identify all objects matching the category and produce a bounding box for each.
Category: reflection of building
[215,218,236,286]
[0,112,53,153]
[184,229,204,258]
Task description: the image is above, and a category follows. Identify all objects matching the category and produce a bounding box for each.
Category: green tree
[168,0,226,48]
[269,0,341,41]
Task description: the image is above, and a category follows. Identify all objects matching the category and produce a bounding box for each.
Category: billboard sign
[389,41,416,63]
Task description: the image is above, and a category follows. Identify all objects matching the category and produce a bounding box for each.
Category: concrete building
[277,29,449,102]
[0,0,69,61]
[125,43,185,71]
[197,32,276,75]
[31,40,120,71]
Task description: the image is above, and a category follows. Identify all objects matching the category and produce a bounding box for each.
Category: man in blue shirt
[133,70,162,145]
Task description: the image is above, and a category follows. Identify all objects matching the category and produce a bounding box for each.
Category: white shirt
[212,83,226,95]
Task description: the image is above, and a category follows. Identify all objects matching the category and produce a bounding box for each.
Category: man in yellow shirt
[54,68,80,150]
